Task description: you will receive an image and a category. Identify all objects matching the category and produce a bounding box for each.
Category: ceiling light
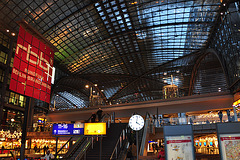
[163,72,167,75]
[176,70,180,73]
[85,85,89,88]
[11,33,15,36]
[101,90,104,92]
[6,30,9,32]
[94,84,98,87]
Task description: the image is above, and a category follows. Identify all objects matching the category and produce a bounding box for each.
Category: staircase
[85,123,127,160]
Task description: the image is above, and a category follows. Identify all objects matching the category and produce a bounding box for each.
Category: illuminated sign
[9,26,54,103]
[84,123,106,136]
[52,123,84,135]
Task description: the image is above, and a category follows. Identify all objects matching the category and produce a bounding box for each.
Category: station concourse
[0,0,240,160]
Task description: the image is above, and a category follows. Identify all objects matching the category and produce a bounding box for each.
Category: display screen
[9,26,54,103]
[52,123,84,135]
[210,142,213,146]
[204,142,206,146]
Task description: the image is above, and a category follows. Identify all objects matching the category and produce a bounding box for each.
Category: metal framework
[0,0,239,110]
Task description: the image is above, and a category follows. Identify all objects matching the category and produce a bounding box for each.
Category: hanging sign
[84,123,106,135]
[52,123,84,135]
[9,26,54,103]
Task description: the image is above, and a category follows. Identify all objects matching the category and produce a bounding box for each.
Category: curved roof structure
[0,0,239,110]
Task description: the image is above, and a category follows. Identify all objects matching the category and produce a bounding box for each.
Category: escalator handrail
[64,136,84,158]
[110,125,128,160]
[74,137,95,160]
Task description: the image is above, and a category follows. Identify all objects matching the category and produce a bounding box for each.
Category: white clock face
[129,115,144,131]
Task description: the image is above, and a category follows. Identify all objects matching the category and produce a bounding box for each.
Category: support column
[20,97,32,160]
[0,37,13,128]
[55,137,58,158]
[27,99,35,132]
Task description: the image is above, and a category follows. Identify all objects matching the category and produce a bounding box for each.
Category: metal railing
[110,127,127,159]
[139,112,150,156]
[74,137,93,160]
[74,112,115,160]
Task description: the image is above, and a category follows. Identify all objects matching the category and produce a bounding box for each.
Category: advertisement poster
[219,133,240,160]
[9,26,54,103]
[166,135,194,160]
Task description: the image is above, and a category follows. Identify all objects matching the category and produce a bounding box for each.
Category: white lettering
[15,43,54,81]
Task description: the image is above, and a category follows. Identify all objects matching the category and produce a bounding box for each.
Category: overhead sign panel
[84,123,106,136]
[52,123,84,135]
[9,26,54,103]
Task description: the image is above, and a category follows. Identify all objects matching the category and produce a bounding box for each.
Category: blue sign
[52,123,84,135]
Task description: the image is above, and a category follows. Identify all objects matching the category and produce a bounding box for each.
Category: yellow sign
[84,123,106,135]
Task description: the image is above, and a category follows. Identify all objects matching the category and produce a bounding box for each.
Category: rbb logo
[16,43,53,80]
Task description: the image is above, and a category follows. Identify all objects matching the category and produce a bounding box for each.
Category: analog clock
[129,114,145,131]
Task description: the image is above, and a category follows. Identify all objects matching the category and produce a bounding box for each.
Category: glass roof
[0,0,235,110]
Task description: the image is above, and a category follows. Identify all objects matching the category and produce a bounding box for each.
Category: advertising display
[84,123,106,136]
[9,26,54,103]
[166,135,194,160]
[52,123,84,135]
[219,133,240,160]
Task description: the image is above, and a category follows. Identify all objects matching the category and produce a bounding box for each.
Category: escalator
[85,123,127,160]
[63,135,87,160]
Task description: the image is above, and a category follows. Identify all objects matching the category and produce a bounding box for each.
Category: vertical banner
[9,26,54,103]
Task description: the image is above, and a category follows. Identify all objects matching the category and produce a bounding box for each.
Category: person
[226,110,231,122]
[1,145,4,154]
[34,145,38,153]
[96,108,103,121]
[152,143,157,153]
[152,115,156,126]
[91,113,96,122]
[43,145,47,155]
[218,111,223,123]
[189,118,193,124]
[41,150,54,160]
[126,147,133,160]
[158,146,165,160]
[131,143,137,159]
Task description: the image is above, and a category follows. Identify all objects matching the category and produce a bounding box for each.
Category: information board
[52,123,84,135]
[166,135,194,160]
[84,123,106,136]
[9,26,54,103]
[219,133,240,160]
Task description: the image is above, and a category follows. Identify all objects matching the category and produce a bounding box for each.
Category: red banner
[220,137,240,141]
[9,26,54,103]
[167,140,192,144]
